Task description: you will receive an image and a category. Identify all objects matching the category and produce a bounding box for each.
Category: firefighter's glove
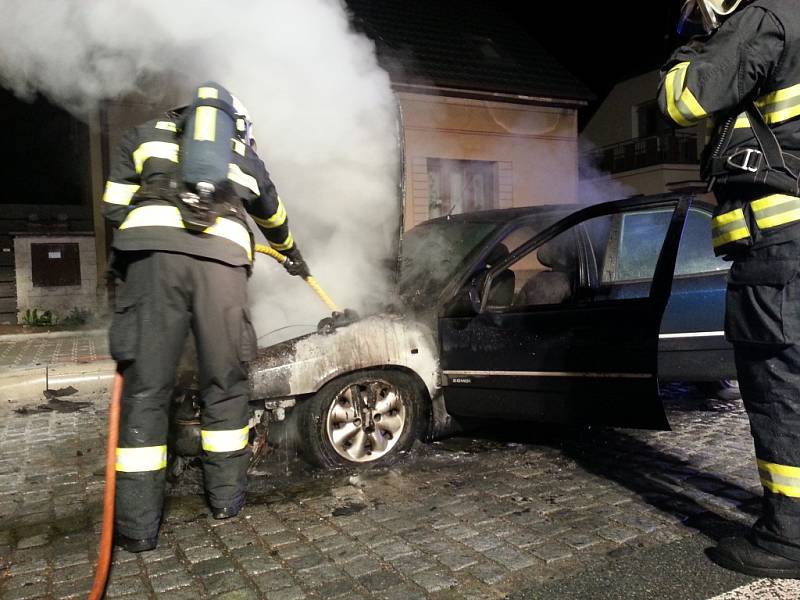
[283,248,311,278]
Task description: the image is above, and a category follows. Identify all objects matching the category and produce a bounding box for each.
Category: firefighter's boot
[708,536,800,578]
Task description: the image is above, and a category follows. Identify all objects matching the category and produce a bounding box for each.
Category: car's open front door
[438,196,691,430]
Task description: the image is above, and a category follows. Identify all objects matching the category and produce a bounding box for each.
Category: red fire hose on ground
[88,368,123,600]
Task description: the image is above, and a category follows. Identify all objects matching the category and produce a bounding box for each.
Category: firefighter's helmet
[677,0,750,36]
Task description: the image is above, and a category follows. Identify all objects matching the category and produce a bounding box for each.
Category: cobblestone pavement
[0,332,109,370]
[0,387,763,599]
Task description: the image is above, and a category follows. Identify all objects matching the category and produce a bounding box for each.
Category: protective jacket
[102,114,296,268]
[658,0,800,256]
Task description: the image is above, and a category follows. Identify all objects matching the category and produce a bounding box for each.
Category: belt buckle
[726,148,762,173]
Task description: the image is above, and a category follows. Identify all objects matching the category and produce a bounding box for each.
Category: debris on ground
[43,385,79,399]
[13,396,92,415]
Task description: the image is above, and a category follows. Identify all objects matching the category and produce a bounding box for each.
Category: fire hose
[88,369,123,600]
[254,243,339,311]
[89,246,344,598]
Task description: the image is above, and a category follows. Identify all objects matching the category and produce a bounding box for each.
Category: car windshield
[399,220,498,306]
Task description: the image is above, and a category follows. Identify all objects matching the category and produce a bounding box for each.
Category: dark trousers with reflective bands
[110,251,256,540]
[735,344,800,560]
[727,237,800,560]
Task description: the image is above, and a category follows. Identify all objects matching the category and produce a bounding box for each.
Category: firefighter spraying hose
[89,82,357,600]
[87,81,331,596]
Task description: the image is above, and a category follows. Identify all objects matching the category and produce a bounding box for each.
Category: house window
[31,243,81,287]
[427,159,498,218]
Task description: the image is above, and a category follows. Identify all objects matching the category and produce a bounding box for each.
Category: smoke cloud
[0,0,400,344]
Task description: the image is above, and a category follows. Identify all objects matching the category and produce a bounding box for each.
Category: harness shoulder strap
[744,102,789,172]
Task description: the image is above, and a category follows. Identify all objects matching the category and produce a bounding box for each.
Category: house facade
[348,0,592,229]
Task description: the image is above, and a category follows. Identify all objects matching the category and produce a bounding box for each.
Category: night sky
[500,1,685,123]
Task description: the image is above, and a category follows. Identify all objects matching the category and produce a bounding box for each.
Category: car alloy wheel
[299,369,425,468]
[326,379,407,463]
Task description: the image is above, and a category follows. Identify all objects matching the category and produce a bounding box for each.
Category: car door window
[482,215,612,310]
[604,208,727,286]
[608,209,672,283]
[674,209,728,276]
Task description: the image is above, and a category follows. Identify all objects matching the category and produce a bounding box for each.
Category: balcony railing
[582,132,699,177]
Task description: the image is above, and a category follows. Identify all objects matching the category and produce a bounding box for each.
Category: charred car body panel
[250,315,440,403]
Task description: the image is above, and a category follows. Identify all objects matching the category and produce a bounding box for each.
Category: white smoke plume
[0,0,400,344]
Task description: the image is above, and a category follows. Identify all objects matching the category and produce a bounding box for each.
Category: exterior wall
[583,71,660,147]
[399,92,579,229]
[13,234,97,323]
[582,70,704,151]
[583,164,715,204]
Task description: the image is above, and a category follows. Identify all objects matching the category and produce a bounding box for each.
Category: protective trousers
[726,237,800,560]
[109,251,257,540]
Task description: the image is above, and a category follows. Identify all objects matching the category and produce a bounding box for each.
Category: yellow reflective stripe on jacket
[201,426,249,453]
[155,121,177,132]
[252,198,287,229]
[733,83,800,128]
[207,217,253,260]
[119,205,253,260]
[664,62,708,127]
[115,445,167,472]
[270,232,294,251]
[711,208,750,248]
[103,181,140,206]
[758,459,800,497]
[756,83,800,125]
[228,163,259,195]
[733,113,750,129]
[132,141,179,174]
[751,194,800,230]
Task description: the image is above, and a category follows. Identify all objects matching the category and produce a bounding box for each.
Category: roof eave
[392,82,590,109]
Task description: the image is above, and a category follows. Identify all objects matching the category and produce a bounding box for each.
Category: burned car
[232,193,736,468]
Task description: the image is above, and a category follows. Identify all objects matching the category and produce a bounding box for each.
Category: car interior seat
[514,233,577,306]
[484,243,515,307]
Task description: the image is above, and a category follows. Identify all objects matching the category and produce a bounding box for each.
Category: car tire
[298,369,426,469]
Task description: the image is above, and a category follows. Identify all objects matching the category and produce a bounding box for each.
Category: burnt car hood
[249,314,440,401]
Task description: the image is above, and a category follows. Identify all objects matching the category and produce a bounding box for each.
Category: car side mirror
[444,276,484,317]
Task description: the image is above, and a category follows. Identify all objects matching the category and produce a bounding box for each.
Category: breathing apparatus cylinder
[178,82,238,229]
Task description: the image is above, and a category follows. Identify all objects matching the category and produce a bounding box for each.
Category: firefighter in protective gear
[103,82,308,552]
[659,0,800,577]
